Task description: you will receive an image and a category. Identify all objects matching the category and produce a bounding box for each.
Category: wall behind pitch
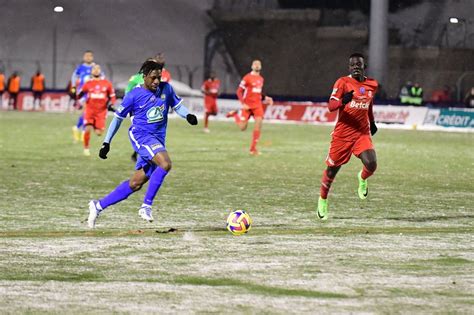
[0,0,235,91]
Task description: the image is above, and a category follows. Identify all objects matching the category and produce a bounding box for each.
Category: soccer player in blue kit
[87,60,198,228]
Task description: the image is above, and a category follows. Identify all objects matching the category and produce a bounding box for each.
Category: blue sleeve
[174,102,189,118]
[103,116,123,144]
[71,66,79,87]
[165,84,183,109]
[115,91,135,119]
[165,84,188,118]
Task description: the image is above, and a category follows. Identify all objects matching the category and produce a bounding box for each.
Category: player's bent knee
[129,181,143,191]
[159,161,172,172]
[129,176,146,191]
[366,160,377,173]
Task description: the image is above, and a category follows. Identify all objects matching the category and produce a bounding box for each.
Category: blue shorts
[128,127,166,178]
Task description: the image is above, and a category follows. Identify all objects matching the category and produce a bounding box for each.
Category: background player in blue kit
[71,50,95,142]
[87,60,198,228]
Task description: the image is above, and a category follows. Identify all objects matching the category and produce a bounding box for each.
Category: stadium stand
[210,0,474,101]
[0,0,239,94]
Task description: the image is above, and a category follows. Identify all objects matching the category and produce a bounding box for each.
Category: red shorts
[326,134,374,167]
[240,106,264,121]
[205,100,218,114]
[84,110,107,130]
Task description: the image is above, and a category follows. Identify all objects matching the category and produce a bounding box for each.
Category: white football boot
[138,205,154,222]
[88,200,101,228]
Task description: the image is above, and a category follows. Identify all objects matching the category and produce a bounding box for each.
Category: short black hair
[349,53,365,60]
[139,60,163,76]
[84,50,93,54]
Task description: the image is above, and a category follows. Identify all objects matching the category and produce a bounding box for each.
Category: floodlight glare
[449,17,459,24]
[53,6,64,13]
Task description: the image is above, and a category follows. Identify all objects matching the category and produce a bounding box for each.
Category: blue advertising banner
[436,109,474,128]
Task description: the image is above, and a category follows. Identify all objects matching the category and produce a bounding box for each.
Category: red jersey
[161,69,171,82]
[329,76,378,140]
[202,78,220,105]
[237,72,264,109]
[81,79,116,113]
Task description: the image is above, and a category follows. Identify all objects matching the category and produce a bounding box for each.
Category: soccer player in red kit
[317,53,378,220]
[156,53,172,83]
[78,64,116,156]
[226,60,273,155]
[201,71,220,133]
[161,68,171,83]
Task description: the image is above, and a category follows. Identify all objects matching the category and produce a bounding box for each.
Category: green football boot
[317,197,328,221]
[358,170,368,200]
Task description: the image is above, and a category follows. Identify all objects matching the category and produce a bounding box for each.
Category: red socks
[320,170,335,199]
[320,166,375,199]
[84,130,91,149]
[361,165,375,180]
[250,130,261,152]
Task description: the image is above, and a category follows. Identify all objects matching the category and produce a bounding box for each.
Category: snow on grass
[0,112,473,313]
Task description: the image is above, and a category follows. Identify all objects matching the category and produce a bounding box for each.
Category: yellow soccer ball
[226,210,252,235]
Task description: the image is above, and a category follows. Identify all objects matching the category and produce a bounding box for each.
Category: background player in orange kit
[77,64,116,156]
[226,59,273,155]
[317,53,379,221]
[201,71,220,133]
[156,53,171,83]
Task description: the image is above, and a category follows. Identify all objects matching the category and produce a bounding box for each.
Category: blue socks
[143,167,168,206]
[76,115,84,129]
[99,180,134,209]
[97,167,168,210]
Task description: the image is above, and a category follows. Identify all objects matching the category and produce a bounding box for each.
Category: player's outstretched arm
[76,90,85,100]
[99,116,123,159]
[173,102,198,125]
[342,90,354,105]
[368,101,377,136]
[264,95,273,105]
[328,90,354,112]
[370,121,378,136]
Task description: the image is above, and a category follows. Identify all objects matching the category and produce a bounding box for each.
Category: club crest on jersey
[359,87,365,94]
[146,105,165,123]
[368,90,373,97]
[160,94,166,100]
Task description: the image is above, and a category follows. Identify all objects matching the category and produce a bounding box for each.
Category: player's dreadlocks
[139,60,163,76]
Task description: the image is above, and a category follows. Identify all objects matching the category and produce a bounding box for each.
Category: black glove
[186,114,198,125]
[107,104,115,112]
[342,90,354,105]
[99,142,110,159]
[370,121,378,136]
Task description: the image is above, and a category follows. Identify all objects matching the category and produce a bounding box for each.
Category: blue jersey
[115,82,182,141]
[71,63,93,90]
